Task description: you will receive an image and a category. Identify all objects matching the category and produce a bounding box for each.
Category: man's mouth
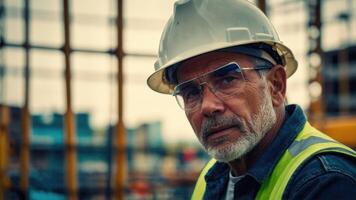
[203,125,237,141]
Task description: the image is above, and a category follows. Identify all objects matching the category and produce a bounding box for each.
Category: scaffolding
[1,0,355,199]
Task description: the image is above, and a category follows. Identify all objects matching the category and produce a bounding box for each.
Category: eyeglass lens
[174,63,246,111]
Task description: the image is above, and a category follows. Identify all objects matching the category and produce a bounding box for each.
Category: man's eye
[218,76,238,86]
[223,76,236,83]
[182,87,200,101]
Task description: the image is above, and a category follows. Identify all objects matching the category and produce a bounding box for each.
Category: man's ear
[267,65,287,106]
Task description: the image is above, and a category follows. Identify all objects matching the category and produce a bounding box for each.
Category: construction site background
[1,0,355,199]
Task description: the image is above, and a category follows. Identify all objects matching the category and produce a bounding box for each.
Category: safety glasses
[172,62,272,111]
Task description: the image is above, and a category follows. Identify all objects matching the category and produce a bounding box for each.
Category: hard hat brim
[147,40,298,94]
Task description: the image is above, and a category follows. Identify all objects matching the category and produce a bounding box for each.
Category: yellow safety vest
[191,122,356,200]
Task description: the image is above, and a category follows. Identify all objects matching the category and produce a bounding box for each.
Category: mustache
[201,115,245,141]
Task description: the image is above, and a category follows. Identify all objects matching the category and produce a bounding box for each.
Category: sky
[2,0,356,144]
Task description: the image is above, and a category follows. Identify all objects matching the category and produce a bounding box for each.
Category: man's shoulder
[285,152,356,199]
[292,152,356,183]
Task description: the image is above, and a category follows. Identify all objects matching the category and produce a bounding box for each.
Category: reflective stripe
[289,136,334,157]
[191,158,216,200]
[316,147,356,157]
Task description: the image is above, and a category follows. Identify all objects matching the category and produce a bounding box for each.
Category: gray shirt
[225,171,244,200]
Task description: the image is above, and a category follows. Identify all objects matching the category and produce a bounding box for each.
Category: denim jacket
[203,105,356,200]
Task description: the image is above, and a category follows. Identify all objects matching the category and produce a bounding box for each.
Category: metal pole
[20,0,31,198]
[338,0,352,114]
[3,42,157,58]
[114,0,126,199]
[0,106,10,200]
[258,0,267,14]
[63,0,78,199]
[0,0,4,99]
[307,0,324,121]
[0,1,7,198]
[105,126,113,200]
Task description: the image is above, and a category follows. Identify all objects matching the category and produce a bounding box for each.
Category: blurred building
[6,107,109,199]
[3,107,209,199]
[127,121,164,174]
[323,46,356,116]
[126,121,209,199]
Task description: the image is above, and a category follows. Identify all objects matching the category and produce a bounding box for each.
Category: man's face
[176,52,277,162]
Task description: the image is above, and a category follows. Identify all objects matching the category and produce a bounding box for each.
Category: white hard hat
[147,0,298,94]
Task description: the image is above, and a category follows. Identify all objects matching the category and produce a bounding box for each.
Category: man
[146,0,356,199]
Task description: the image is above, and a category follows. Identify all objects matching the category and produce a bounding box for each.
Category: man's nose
[200,86,225,117]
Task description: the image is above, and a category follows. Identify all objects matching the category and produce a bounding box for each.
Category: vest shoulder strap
[191,158,216,200]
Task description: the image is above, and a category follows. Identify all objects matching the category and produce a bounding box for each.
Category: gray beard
[199,87,277,162]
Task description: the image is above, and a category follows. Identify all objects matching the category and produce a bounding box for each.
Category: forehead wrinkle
[177,52,255,83]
